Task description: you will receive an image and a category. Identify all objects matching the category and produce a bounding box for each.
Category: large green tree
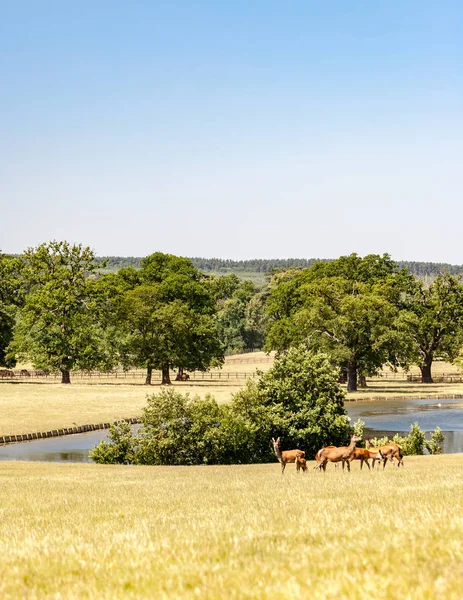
[400,273,463,383]
[265,254,414,391]
[9,241,109,383]
[104,253,224,384]
[0,253,24,367]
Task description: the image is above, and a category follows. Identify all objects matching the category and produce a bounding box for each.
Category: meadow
[0,456,462,599]
[1,354,463,436]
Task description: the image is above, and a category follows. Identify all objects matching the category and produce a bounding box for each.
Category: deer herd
[271,435,404,474]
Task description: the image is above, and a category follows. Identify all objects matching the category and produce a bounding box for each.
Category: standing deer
[345,446,386,470]
[366,439,404,468]
[296,456,308,473]
[271,437,305,474]
[315,434,362,472]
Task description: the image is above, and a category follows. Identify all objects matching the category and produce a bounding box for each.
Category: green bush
[135,390,226,465]
[90,421,135,464]
[91,347,352,465]
[424,427,445,454]
[369,423,445,456]
[249,346,351,458]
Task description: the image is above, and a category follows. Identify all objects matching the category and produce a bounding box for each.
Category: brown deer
[315,434,362,472]
[345,446,386,470]
[366,439,404,468]
[347,447,372,471]
[296,456,308,473]
[271,437,305,474]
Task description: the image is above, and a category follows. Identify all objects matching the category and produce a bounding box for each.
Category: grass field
[1,354,463,436]
[1,456,462,599]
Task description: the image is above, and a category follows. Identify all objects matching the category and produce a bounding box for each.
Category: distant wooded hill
[96,256,463,284]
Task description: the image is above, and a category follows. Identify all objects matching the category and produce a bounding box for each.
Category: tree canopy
[265,254,415,391]
[8,241,108,383]
[400,273,463,382]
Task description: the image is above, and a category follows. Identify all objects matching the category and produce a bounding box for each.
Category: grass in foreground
[0,456,462,599]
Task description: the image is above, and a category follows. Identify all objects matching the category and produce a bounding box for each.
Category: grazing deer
[296,456,308,473]
[271,437,305,474]
[366,439,404,468]
[315,434,362,472]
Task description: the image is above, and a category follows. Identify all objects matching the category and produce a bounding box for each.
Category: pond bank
[346,393,463,402]
[0,416,140,446]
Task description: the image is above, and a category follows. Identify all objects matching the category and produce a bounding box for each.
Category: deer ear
[276,437,280,443]
[271,437,275,443]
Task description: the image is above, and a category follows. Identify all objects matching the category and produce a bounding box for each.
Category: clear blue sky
[1,1,462,262]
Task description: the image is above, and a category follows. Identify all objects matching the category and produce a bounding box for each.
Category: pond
[346,397,463,454]
[1,397,463,462]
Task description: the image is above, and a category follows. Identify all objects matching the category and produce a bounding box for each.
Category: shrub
[90,421,135,464]
[369,423,445,456]
[134,390,227,465]
[90,348,352,465]
[250,346,351,458]
[425,427,445,454]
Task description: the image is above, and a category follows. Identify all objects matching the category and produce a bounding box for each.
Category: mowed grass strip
[0,456,462,599]
[0,382,244,436]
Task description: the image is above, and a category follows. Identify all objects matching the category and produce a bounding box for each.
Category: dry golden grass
[0,382,244,436]
[0,456,462,599]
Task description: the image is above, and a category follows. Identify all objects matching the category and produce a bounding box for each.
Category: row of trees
[2,244,463,388]
[97,255,463,278]
[0,243,265,383]
[265,254,463,390]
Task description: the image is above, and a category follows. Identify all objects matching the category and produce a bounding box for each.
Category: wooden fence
[0,369,260,382]
[407,374,463,383]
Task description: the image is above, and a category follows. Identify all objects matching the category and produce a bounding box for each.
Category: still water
[1,397,463,462]
[346,397,463,454]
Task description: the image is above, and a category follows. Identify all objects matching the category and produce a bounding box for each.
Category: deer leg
[364,459,371,471]
[382,457,388,470]
[281,461,286,475]
[346,460,351,472]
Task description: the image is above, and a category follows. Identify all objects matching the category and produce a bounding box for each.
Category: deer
[346,447,372,471]
[315,434,362,472]
[271,437,305,474]
[344,446,386,471]
[296,456,308,473]
[366,439,404,468]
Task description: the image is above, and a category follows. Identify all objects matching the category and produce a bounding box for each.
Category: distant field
[2,353,463,435]
[1,456,462,599]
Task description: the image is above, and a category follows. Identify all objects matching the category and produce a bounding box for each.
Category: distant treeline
[96,256,463,278]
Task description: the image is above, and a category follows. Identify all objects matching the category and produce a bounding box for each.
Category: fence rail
[0,368,260,382]
[407,374,463,383]
[2,368,463,383]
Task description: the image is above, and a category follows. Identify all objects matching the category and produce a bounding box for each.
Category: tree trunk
[347,362,357,392]
[145,365,153,385]
[358,374,367,388]
[61,369,71,384]
[161,363,171,385]
[420,359,433,383]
